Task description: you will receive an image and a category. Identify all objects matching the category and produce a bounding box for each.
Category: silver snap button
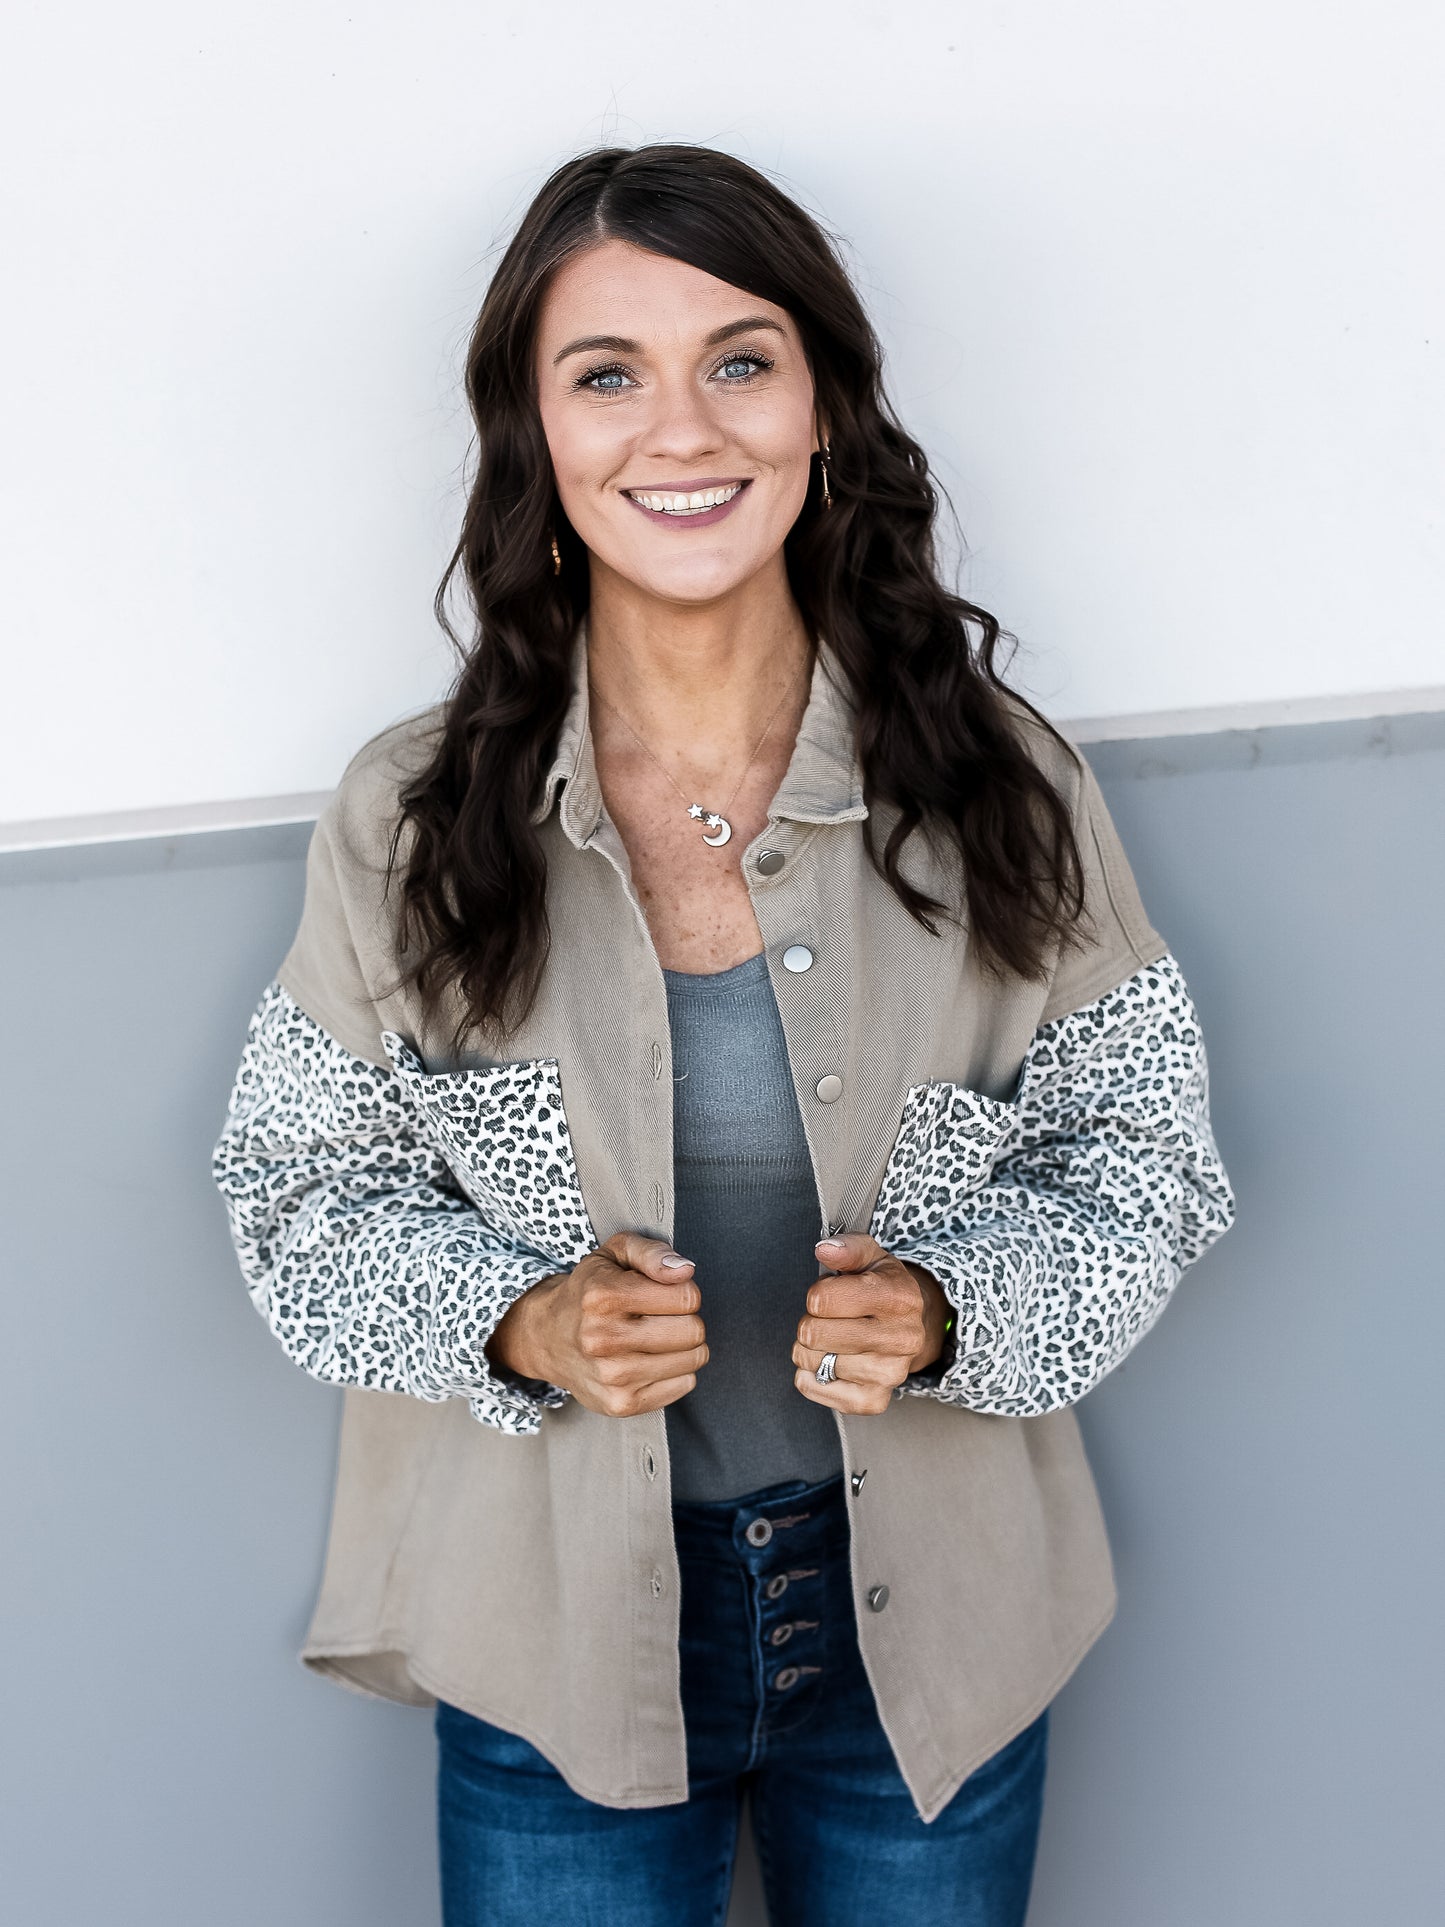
[773,1666,801,1691]
[764,1574,789,1600]
[769,1623,794,1647]
[756,848,786,876]
[814,1074,843,1104]
[745,1517,774,1547]
[866,1584,890,1613]
[850,1469,867,1495]
[781,944,814,973]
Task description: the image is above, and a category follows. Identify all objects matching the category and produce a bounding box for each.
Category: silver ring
[815,1352,838,1384]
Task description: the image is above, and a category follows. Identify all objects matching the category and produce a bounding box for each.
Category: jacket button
[867,1584,890,1613]
[851,1469,867,1495]
[773,1666,801,1691]
[642,1445,656,1480]
[765,1574,789,1600]
[782,944,814,973]
[769,1623,794,1646]
[745,1517,774,1547]
[756,849,786,876]
[815,1074,843,1104]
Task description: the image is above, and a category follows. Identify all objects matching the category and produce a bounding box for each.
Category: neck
[583,556,815,747]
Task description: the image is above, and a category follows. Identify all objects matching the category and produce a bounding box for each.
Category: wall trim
[1061,682,1445,743]
[0,792,331,855]
[2,684,1442,854]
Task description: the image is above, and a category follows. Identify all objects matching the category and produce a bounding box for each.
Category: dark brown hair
[393,142,1087,1040]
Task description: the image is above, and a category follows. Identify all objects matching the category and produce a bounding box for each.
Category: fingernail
[816,1238,844,1252]
[660,1253,693,1269]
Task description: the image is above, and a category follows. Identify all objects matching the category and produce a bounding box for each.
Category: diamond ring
[815,1352,839,1385]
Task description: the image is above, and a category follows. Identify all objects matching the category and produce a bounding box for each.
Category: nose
[638,370,726,463]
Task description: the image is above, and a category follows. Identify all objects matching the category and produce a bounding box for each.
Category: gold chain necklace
[592,653,809,849]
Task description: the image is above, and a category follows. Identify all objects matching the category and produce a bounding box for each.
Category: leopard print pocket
[381,1033,597,1270]
[868,1081,1019,1248]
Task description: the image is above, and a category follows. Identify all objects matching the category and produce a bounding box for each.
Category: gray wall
[2,714,1441,1926]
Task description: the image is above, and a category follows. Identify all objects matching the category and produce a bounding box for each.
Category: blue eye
[575,362,635,392]
[716,352,774,381]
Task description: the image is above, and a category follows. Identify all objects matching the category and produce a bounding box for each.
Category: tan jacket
[213,625,1234,1822]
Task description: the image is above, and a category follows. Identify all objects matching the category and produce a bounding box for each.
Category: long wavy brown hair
[393,142,1087,1040]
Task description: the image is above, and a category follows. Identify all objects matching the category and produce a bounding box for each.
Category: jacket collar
[531,614,868,849]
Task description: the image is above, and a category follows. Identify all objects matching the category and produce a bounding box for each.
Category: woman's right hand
[484,1232,707,1417]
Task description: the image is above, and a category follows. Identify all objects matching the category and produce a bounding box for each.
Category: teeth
[629,484,743,514]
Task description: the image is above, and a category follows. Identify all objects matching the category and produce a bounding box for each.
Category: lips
[624,481,748,516]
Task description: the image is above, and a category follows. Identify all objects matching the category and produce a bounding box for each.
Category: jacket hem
[907,1590,1119,1824]
[298,1631,692,1809]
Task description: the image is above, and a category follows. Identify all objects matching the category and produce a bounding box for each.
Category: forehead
[536,238,797,347]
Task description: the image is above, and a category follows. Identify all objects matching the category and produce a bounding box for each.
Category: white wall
[3,0,1441,826]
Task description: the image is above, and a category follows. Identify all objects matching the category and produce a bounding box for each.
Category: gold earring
[820,438,833,509]
[550,530,562,575]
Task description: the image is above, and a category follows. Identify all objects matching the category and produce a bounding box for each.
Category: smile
[623,480,749,522]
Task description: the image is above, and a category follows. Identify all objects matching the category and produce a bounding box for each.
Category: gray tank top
[661,950,845,1503]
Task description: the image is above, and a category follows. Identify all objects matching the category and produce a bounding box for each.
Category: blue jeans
[435,1471,1048,1926]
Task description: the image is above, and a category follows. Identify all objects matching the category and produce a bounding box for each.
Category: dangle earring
[819,437,833,508]
[549,528,562,575]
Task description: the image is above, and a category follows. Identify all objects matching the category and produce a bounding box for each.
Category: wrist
[903,1261,950,1374]
[486,1272,561,1381]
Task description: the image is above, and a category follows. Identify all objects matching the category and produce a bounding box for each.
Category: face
[534,239,821,606]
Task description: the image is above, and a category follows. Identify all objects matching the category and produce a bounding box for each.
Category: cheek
[538,401,618,507]
[747,393,816,478]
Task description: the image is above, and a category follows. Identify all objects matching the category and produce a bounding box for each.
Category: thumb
[814,1231,885,1273]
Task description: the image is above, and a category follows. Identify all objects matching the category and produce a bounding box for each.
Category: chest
[399,807,1049,1274]
[590,732,795,973]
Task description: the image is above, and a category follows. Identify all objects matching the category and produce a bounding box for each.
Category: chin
[599,550,750,604]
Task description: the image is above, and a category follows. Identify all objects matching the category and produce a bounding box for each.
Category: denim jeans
[435,1471,1048,1926]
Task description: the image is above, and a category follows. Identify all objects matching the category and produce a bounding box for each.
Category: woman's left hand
[791,1233,951,1414]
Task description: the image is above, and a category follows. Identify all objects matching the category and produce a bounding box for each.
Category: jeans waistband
[671,1471,848,1563]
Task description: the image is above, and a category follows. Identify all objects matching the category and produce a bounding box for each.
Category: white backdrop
[2,0,1441,826]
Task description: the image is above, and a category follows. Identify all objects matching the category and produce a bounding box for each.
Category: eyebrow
[551,314,786,367]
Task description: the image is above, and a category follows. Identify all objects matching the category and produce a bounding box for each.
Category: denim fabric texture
[435,1472,1048,1926]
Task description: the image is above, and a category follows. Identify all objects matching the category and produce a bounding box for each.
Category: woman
[213,144,1235,1926]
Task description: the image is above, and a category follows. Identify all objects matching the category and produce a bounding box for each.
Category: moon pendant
[701,813,732,847]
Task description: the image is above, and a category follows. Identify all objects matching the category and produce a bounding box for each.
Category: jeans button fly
[745,1517,774,1547]
[764,1574,789,1600]
[774,1666,801,1691]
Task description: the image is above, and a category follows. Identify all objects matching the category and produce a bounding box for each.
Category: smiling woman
[211,142,1234,1927]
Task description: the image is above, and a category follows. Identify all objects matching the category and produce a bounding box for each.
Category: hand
[485,1232,708,1419]
[791,1233,950,1415]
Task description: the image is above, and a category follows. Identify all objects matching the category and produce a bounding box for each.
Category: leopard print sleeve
[889,953,1236,1416]
[211,982,569,1435]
